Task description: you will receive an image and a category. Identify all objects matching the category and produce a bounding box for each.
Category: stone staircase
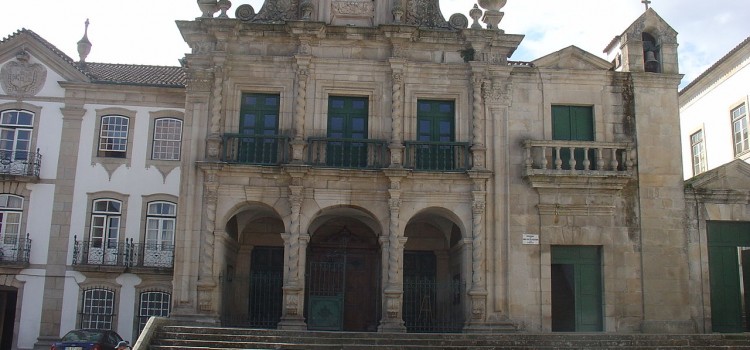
[146,325,750,349]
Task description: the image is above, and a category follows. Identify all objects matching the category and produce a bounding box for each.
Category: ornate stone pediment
[0,51,47,98]
[404,0,450,28]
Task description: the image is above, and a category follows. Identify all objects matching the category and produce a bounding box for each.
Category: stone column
[291,54,311,162]
[35,106,85,348]
[206,62,226,161]
[466,171,490,328]
[279,166,307,329]
[379,171,408,332]
[197,166,220,317]
[389,58,406,167]
[470,67,487,170]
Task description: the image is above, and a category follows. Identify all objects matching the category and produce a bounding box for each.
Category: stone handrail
[523,139,634,175]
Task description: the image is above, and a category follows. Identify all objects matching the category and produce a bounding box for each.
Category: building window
[80,287,115,330]
[732,103,748,156]
[326,96,369,167]
[237,93,280,164]
[152,118,182,160]
[87,199,122,265]
[0,194,23,253]
[144,202,175,267]
[0,110,33,162]
[691,130,707,176]
[137,291,171,335]
[552,105,595,170]
[98,115,129,158]
[414,100,456,170]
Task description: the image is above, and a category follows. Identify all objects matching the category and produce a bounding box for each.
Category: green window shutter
[326,96,369,167]
[416,100,455,170]
[238,93,280,164]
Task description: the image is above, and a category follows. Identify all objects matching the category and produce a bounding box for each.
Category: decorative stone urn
[477,0,507,11]
[477,0,506,30]
[197,0,218,18]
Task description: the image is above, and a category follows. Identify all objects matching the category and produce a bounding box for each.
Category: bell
[645,50,658,64]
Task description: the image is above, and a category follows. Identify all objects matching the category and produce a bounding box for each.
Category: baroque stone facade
[171,2,692,333]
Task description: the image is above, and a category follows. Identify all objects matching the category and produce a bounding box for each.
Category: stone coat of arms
[0,51,47,98]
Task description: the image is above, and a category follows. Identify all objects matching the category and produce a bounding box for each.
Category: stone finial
[77,19,92,63]
[469,5,483,29]
[300,0,314,20]
[217,0,232,18]
[478,0,506,30]
[392,0,405,23]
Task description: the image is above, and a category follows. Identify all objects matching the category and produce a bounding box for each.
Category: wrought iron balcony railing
[0,149,41,178]
[222,134,290,165]
[72,237,174,269]
[404,141,471,172]
[307,137,388,169]
[523,140,634,175]
[0,234,31,265]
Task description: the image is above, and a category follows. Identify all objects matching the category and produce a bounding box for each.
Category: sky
[1,0,748,88]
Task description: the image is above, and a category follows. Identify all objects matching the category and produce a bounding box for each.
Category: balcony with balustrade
[0,234,31,269]
[522,140,635,190]
[71,237,174,273]
[219,133,472,173]
[0,149,42,182]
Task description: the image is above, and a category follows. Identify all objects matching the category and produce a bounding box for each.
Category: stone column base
[278,315,307,330]
[378,319,406,333]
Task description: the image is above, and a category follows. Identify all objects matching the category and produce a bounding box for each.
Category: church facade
[0,0,723,349]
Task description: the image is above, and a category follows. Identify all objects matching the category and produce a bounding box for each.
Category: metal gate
[403,277,465,333]
[306,259,346,330]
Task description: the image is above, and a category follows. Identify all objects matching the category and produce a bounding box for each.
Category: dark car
[50,329,125,350]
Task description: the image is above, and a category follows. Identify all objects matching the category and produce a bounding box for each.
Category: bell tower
[604,8,678,74]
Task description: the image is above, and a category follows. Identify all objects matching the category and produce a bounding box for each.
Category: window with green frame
[327,96,368,167]
[415,100,455,170]
[239,93,280,164]
[552,105,595,170]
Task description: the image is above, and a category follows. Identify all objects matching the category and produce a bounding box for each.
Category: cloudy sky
[1,0,748,88]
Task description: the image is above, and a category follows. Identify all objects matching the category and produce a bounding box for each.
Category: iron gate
[306,259,346,330]
[403,277,465,333]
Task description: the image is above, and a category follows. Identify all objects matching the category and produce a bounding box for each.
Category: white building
[679,36,750,179]
[0,28,184,348]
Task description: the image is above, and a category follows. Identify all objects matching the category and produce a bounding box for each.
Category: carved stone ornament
[0,51,47,98]
[235,4,256,21]
[253,0,299,21]
[404,0,450,29]
[332,0,374,16]
[449,13,469,30]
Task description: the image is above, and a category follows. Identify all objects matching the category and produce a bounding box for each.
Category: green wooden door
[239,93,280,163]
[416,100,455,170]
[707,221,750,332]
[327,96,368,167]
[552,106,594,170]
[551,246,603,332]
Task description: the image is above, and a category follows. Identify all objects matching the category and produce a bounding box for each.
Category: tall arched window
[0,194,23,258]
[88,199,122,265]
[0,110,33,162]
[144,201,175,267]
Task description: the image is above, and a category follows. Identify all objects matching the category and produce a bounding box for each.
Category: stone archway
[403,208,466,333]
[220,203,285,328]
[305,207,382,332]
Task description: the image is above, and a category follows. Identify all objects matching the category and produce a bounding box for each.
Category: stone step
[149,325,750,350]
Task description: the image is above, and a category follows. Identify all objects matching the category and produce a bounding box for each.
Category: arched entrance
[403,209,466,333]
[220,204,285,329]
[306,212,381,331]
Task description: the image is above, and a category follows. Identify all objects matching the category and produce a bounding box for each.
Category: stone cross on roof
[642,0,651,10]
